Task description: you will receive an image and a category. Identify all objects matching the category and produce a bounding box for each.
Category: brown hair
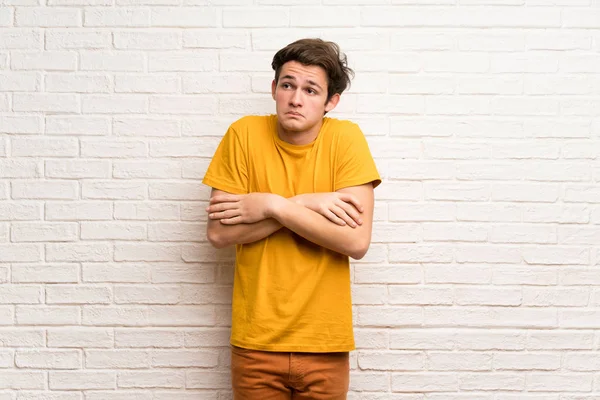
[271,38,354,103]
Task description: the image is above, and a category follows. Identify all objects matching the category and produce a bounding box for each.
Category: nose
[289,88,302,107]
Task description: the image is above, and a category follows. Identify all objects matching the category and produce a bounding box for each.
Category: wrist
[265,194,285,219]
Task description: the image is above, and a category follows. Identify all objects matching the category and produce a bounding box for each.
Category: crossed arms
[205,183,375,260]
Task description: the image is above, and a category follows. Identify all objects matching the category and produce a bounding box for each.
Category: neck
[277,119,323,146]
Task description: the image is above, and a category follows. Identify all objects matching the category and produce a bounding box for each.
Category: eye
[281,82,292,89]
[306,88,317,95]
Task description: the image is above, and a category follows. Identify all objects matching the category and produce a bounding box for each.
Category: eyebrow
[280,75,323,91]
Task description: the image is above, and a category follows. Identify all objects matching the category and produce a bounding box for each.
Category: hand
[206,193,279,224]
[293,192,364,228]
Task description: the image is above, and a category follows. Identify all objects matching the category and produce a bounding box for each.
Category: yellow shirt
[203,114,380,352]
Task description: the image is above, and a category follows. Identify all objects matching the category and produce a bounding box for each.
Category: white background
[1,0,600,398]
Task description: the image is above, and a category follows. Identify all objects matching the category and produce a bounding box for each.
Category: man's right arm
[206,189,283,248]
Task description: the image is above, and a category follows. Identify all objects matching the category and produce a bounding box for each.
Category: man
[203,38,381,400]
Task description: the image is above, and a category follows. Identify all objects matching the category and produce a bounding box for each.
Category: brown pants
[231,345,350,400]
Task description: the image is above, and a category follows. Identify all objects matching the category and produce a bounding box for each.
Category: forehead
[279,60,327,86]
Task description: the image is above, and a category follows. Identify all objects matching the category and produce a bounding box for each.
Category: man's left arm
[270,183,375,260]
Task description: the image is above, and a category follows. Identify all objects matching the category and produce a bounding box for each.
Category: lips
[286,111,302,117]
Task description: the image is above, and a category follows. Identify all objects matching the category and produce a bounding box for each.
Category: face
[271,60,340,141]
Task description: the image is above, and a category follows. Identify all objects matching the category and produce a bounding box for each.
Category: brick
[223,8,288,27]
[46,201,112,221]
[46,116,110,136]
[16,306,80,325]
[459,373,525,391]
[424,307,556,328]
[114,31,181,50]
[495,352,561,371]
[47,328,113,348]
[0,371,45,389]
[358,351,423,371]
[82,263,150,283]
[183,73,250,94]
[183,30,248,49]
[16,349,81,369]
[12,264,79,283]
[0,160,41,179]
[114,243,180,262]
[117,371,184,389]
[114,285,180,304]
[16,8,81,27]
[82,95,147,114]
[0,202,41,222]
[186,371,230,389]
[84,8,149,27]
[0,244,42,262]
[148,52,217,72]
[148,182,209,200]
[151,349,219,368]
[45,73,110,93]
[392,373,458,392]
[81,222,146,240]
[46,30,111,49]
[46,285,111,304]
[0,29,42,49]
[46,243,111,262]
[114,202,179,220]
[148,305,215,326]
[49,371,116,390]
[527,374,593,392]
[13,93,79,113]
[0,72,41,91]
[0,329,44,347]
[11,223,78,242]
[151,264,214,284]
[85,350,150,368]
[115,74,178,94]
[149,96,218,114]
[113,161,181,179]
[83,306,148,326]
[11,51,77,70]
[0,115,43,134]
[114,117,179,136]
[116,328,183,348]
[0,286,41,304]
[150,7,218,27]
[388,287,452,306]
[82,181,147,200]
[45,160,110,179]
[80,51,145,71]
[427,352,492,371]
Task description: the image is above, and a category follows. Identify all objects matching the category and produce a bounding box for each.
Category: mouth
[286,111,303,117]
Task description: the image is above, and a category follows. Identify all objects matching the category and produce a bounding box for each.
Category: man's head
[270,38,354,141]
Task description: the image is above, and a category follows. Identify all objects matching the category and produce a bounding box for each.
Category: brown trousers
[231,345,350,400]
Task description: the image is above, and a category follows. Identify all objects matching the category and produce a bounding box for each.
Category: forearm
[207,218,282,248]
[271,198,369,259]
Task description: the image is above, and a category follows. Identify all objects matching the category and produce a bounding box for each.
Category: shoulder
[229,115,273,134]
[324,117,364,144]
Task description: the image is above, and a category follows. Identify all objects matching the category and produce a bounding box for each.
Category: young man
[203,38,381,400]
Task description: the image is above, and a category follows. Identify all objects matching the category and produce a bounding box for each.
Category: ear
[324,93,340,113]
[271,79,277,100]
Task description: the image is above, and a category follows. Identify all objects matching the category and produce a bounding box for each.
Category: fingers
[220,216,243,225]
[331,205,360,228]
[337,202,363,226]
[339,193,364,213]
[206,202,237,214]
[210,194,240,204]
[324,209,347,226]
[208,209,239,220]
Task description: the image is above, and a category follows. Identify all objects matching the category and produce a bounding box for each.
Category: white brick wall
[0,0,599,398]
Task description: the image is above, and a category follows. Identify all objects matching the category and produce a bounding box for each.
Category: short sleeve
[334,123,381,191]
[202,124,248,194]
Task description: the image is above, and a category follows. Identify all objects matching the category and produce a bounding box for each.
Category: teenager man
[203,38,381,400]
